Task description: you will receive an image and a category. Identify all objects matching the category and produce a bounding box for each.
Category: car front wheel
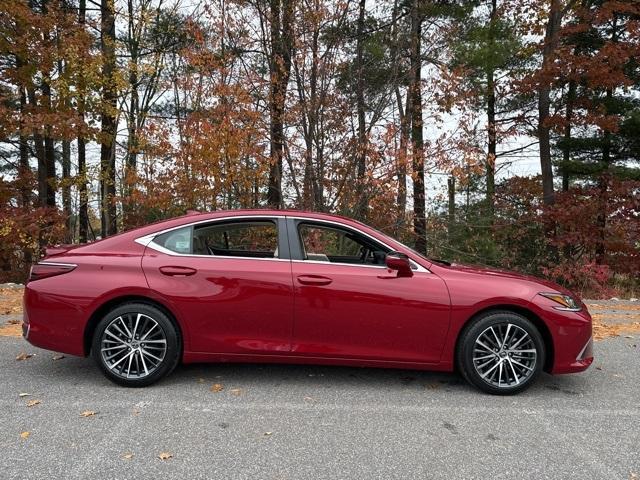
[457,311,545,395]
[92,303,180,387]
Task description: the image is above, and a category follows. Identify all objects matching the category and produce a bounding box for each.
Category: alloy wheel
[472,323,537,388]
[100,313,167,379]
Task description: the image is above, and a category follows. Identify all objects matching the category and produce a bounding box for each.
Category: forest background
[1,0,639,297]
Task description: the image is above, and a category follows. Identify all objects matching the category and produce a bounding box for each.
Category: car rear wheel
[91,303,180,387]
[457,311,545,395]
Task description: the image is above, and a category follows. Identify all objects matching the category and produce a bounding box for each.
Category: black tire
[457,310,545,395]
[91,303,181,387]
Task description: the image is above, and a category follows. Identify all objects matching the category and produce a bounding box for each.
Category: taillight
[29,262,77,282]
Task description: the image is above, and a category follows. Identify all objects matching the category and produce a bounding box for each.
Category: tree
[410,0,426,254]
[100,0,117,236]
[266,0,295,208]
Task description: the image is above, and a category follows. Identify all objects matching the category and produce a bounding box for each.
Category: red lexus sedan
[23,210,593,394]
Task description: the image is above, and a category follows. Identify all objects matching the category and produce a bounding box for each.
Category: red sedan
[23,210,593,394]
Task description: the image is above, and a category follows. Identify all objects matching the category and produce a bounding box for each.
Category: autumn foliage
[0,0,639,297]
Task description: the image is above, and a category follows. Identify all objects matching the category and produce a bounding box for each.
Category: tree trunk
[26,87,48,208]
[100,0,117,236]
[18,77,31,209]
[410,0,427,254]
[448,176,455,239]
[123,0,140,229]
[78,0,88,243]
[538,0,562,206]
[62,140,71,241]
[267,0,294,208]
[391,0,407,233]
[486,0,497,219]
[354,0,367,219]
[596,32,616,265]
[562,78,576,192]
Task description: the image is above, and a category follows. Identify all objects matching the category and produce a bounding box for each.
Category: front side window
[298,223,388,265]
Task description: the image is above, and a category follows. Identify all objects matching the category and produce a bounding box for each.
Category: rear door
[142,216,294,354]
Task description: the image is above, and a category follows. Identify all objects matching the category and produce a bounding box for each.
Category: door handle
[159,266,197,276]
[297,275,332,286]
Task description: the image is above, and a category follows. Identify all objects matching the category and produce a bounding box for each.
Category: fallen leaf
[16,352,34,361]
[26,399,41,407]
[596,366,603,370]
[79,410,97,417]
[123,453,134,460]
[52,354,65,361]
[210,383,224,393]
[158,452,173,460]
[20,431,30,439]
[18,393,31,397]
[303,396,315,402]
[132,409,140,415]
[230,388,243,396]
[264,431,272,436]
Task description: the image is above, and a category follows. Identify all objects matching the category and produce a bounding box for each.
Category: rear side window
[193,221,278,258]
[153,226,192,254]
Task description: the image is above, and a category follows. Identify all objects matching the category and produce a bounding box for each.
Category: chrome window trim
[135,215,286,262]
[37,261,79,267]
[135,213,430,272]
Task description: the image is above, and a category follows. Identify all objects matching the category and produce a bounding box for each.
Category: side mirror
[385,252,413,277]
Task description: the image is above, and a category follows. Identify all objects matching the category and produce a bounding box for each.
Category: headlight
[539,292,582,312]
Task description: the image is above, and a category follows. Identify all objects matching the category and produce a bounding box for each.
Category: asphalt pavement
[1,330,639,480]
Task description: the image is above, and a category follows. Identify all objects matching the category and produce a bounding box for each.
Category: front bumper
[546,307,594,374]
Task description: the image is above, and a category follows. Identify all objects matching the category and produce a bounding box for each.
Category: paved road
[1,334,639,480]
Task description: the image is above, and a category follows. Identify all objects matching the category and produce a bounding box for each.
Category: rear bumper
[23,283,86,357]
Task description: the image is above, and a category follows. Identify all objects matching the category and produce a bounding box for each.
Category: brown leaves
[122,453,134,460]
[210,383,224,392]
[158,452,173,461]
[0,287,23,315]
[26,399,41,407]
[592,320,640,341]
[15,352,33,361]
[79,410,97,417]
[0,321,23,337]
[20,431,30,440]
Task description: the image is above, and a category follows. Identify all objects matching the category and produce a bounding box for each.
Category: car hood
[437,262,573,295]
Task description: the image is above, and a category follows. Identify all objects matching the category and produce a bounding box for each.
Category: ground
[1,287,639,480]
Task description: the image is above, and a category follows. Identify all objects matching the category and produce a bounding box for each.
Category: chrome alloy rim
[473,323,537,388]
[100,313,167,379]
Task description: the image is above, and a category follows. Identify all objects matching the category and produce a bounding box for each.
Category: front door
[289,219,450,363]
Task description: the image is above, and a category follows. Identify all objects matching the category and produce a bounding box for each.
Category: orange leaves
[79,410,97,417]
